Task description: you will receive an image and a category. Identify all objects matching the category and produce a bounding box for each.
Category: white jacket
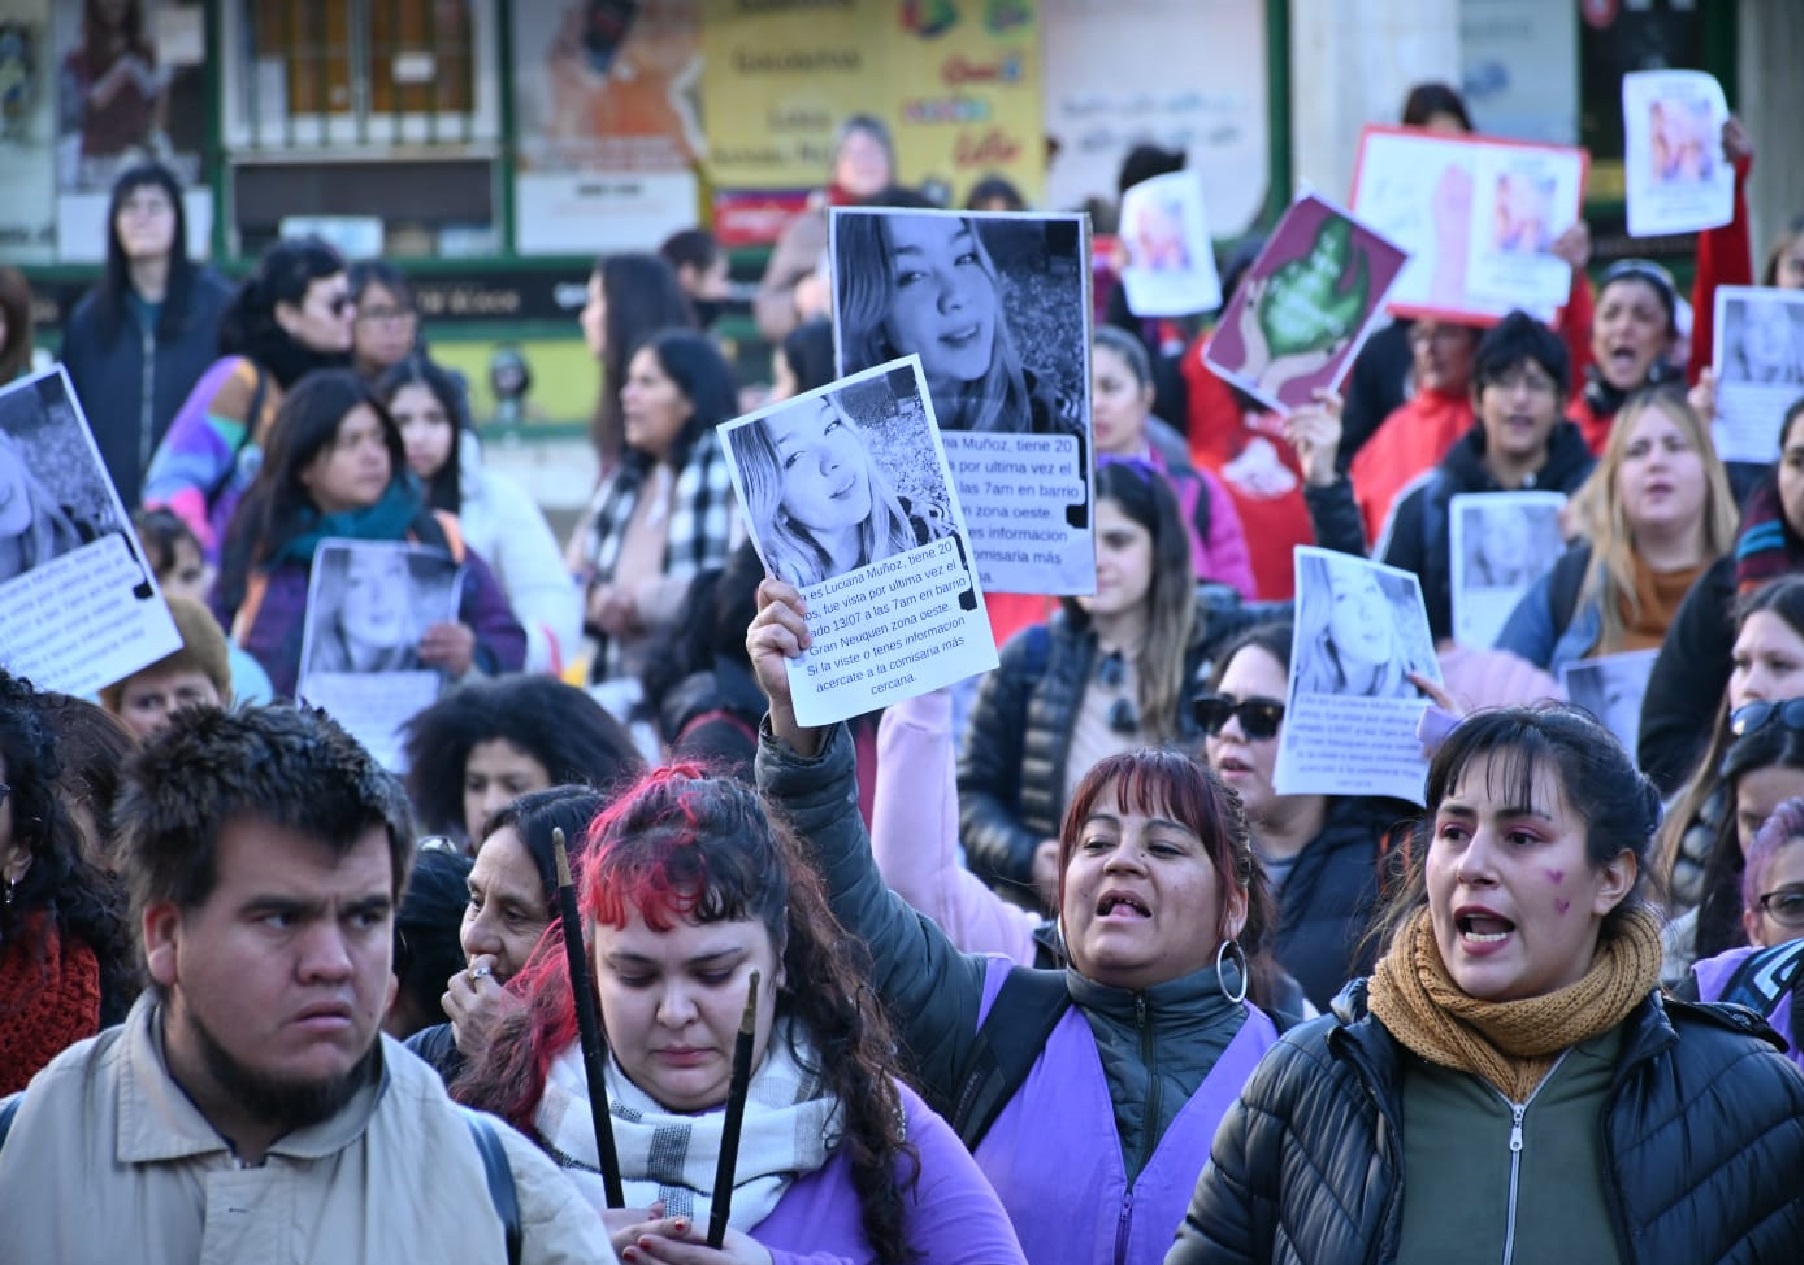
[0,994,616,1265]
[459,431,583,674]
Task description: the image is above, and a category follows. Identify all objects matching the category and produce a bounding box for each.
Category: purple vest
[1692,946,1804,1075]
[971,958,1277,1265]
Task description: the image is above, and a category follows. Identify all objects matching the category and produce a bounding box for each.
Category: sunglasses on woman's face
[1730,697,1804,739]
[1756,883,1804,930]
[1192,694,1286,741]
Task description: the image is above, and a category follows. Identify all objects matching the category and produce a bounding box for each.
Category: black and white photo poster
[1560,650,1658,757]
[720,356,997,728]
[0,366,180,696]
[1712,287,1804,463]
[1275,547,1441,804]
[830,207,1095,596]
[1448,491,1568,649]
[297,540,464,771]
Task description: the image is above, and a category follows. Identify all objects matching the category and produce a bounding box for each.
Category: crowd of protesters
[2,80,1804,1264]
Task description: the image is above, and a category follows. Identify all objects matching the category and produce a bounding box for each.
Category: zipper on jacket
[1494,1050,1570,1265]
[1133,992,1160,1179]
[1113,1186,1133,1265]
[139,318,156,475]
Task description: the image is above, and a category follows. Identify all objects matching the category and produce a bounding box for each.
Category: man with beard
[0,705,616,1264]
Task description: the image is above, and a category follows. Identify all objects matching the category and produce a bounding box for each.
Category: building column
[1288,0,1463,204]
[1738,0,1804,268]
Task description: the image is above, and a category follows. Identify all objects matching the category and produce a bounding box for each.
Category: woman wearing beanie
[1167,706,1804,1264]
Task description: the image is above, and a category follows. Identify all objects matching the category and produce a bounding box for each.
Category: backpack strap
[425,510,468,564]
[1716,938,1804,1016]
[0,1092,19,1151]
[947,966,1072,1152]
[1546,545,1590,640]
[460,1108,522,1265]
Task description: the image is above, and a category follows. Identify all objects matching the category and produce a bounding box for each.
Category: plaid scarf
[587,431,739,679]
[1734,474,1802,593]
[535,1018,843,1230]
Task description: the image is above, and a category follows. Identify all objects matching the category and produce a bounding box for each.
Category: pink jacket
[872,690,1039,965]
[1147,448,1258,600]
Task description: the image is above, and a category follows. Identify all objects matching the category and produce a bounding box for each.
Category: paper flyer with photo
[1203,194,1408,414]
[1622,70,1733,240]
[1350,126,1588,324]
[1464,146,1587,316]
[0,367,181,696]
[1448,492,1569,650]
[1711,286,1804,463]
[830,208,1095,596]
[1274,548,1441,804]
[720,356,998,728]
[1118,171,1224,318]
[1561,650,1658,757]
[297,540,465,771]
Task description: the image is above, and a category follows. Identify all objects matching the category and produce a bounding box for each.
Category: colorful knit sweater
[142,355,282,559]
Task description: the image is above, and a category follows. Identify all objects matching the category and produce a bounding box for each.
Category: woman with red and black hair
[752,578,1284,1265]
[456,765,1023,1265]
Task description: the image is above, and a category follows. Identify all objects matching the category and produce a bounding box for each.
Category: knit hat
[99,596,234,712]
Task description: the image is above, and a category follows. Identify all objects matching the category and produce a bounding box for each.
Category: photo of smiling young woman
[302,541,461,677]
[831,208,1088,438]
[1291,551,1437,701]
[727,372,957,589]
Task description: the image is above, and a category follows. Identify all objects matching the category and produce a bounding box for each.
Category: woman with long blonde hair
[1499,386,1737,676]
[729,394,946,588]
[835,212,1074,436]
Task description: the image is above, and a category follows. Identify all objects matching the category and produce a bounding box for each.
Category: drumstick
[552,827,625,1208]
[707,970,760,1248]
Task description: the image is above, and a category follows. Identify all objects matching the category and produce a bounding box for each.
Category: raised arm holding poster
[830,207,1095,596]
[1350,126,1588,324]
[720,356,997,728]
[1203,194,1407,414]
[1711,286,1804,463]
[297,541,465,771]
[1118,171,1223,318]
[0,366,180,695]
[1274,547,1441,804]
[1622,70,1733,239]
[1448,491,1569,649]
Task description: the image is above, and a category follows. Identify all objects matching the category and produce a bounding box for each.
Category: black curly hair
[0,671,138,1024]
[401,676,644,841]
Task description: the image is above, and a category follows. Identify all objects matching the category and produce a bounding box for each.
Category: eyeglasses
[358,305,417,325]
[1756,883,1804,929]
[1483,365,1560,397]
[1192,694,1286,740]
[1730,698,1804,739]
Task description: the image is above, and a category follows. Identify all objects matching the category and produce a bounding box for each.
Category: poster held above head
[0,366,181,696]
[1711,286,1804,463]
[829,206,1096,596]
[1118,171,1224,318]
[1448,491,1569,650]
[297,539,466,772]
[719,354,998,729]
[1275,547,1440,805]
[1349,126,1588,325]
[1560,649,1658,757]
[1621,70,1733,240]
[1203,194,1408,415]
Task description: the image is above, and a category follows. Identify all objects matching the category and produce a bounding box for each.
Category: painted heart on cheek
[1545,869,1565,884]
[1555,899,1572,915]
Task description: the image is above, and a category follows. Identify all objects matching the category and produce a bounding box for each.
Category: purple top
[1691,945,1804,1075]
[748,1081,1025,1265]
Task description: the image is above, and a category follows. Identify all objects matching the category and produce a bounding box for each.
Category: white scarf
[535,1018,844,1230]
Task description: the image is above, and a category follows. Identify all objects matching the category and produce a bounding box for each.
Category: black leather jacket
[1167,979,1804,1264]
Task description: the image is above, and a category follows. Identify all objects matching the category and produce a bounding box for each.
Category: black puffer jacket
[1167,980,1804,1264]
[1271,797,1414,1012]
[957,592,1280,900]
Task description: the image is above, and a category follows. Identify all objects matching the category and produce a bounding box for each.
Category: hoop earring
[1215,938,1249,1005]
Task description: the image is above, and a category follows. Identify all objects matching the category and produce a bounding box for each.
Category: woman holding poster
[1169,706,1804,1263]
[212,370,524,699]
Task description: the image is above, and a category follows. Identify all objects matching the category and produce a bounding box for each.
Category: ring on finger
[469,964,492,981]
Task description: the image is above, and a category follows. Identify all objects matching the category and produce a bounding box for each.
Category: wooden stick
[552,827,625,1209]
[707,970,760,1249]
